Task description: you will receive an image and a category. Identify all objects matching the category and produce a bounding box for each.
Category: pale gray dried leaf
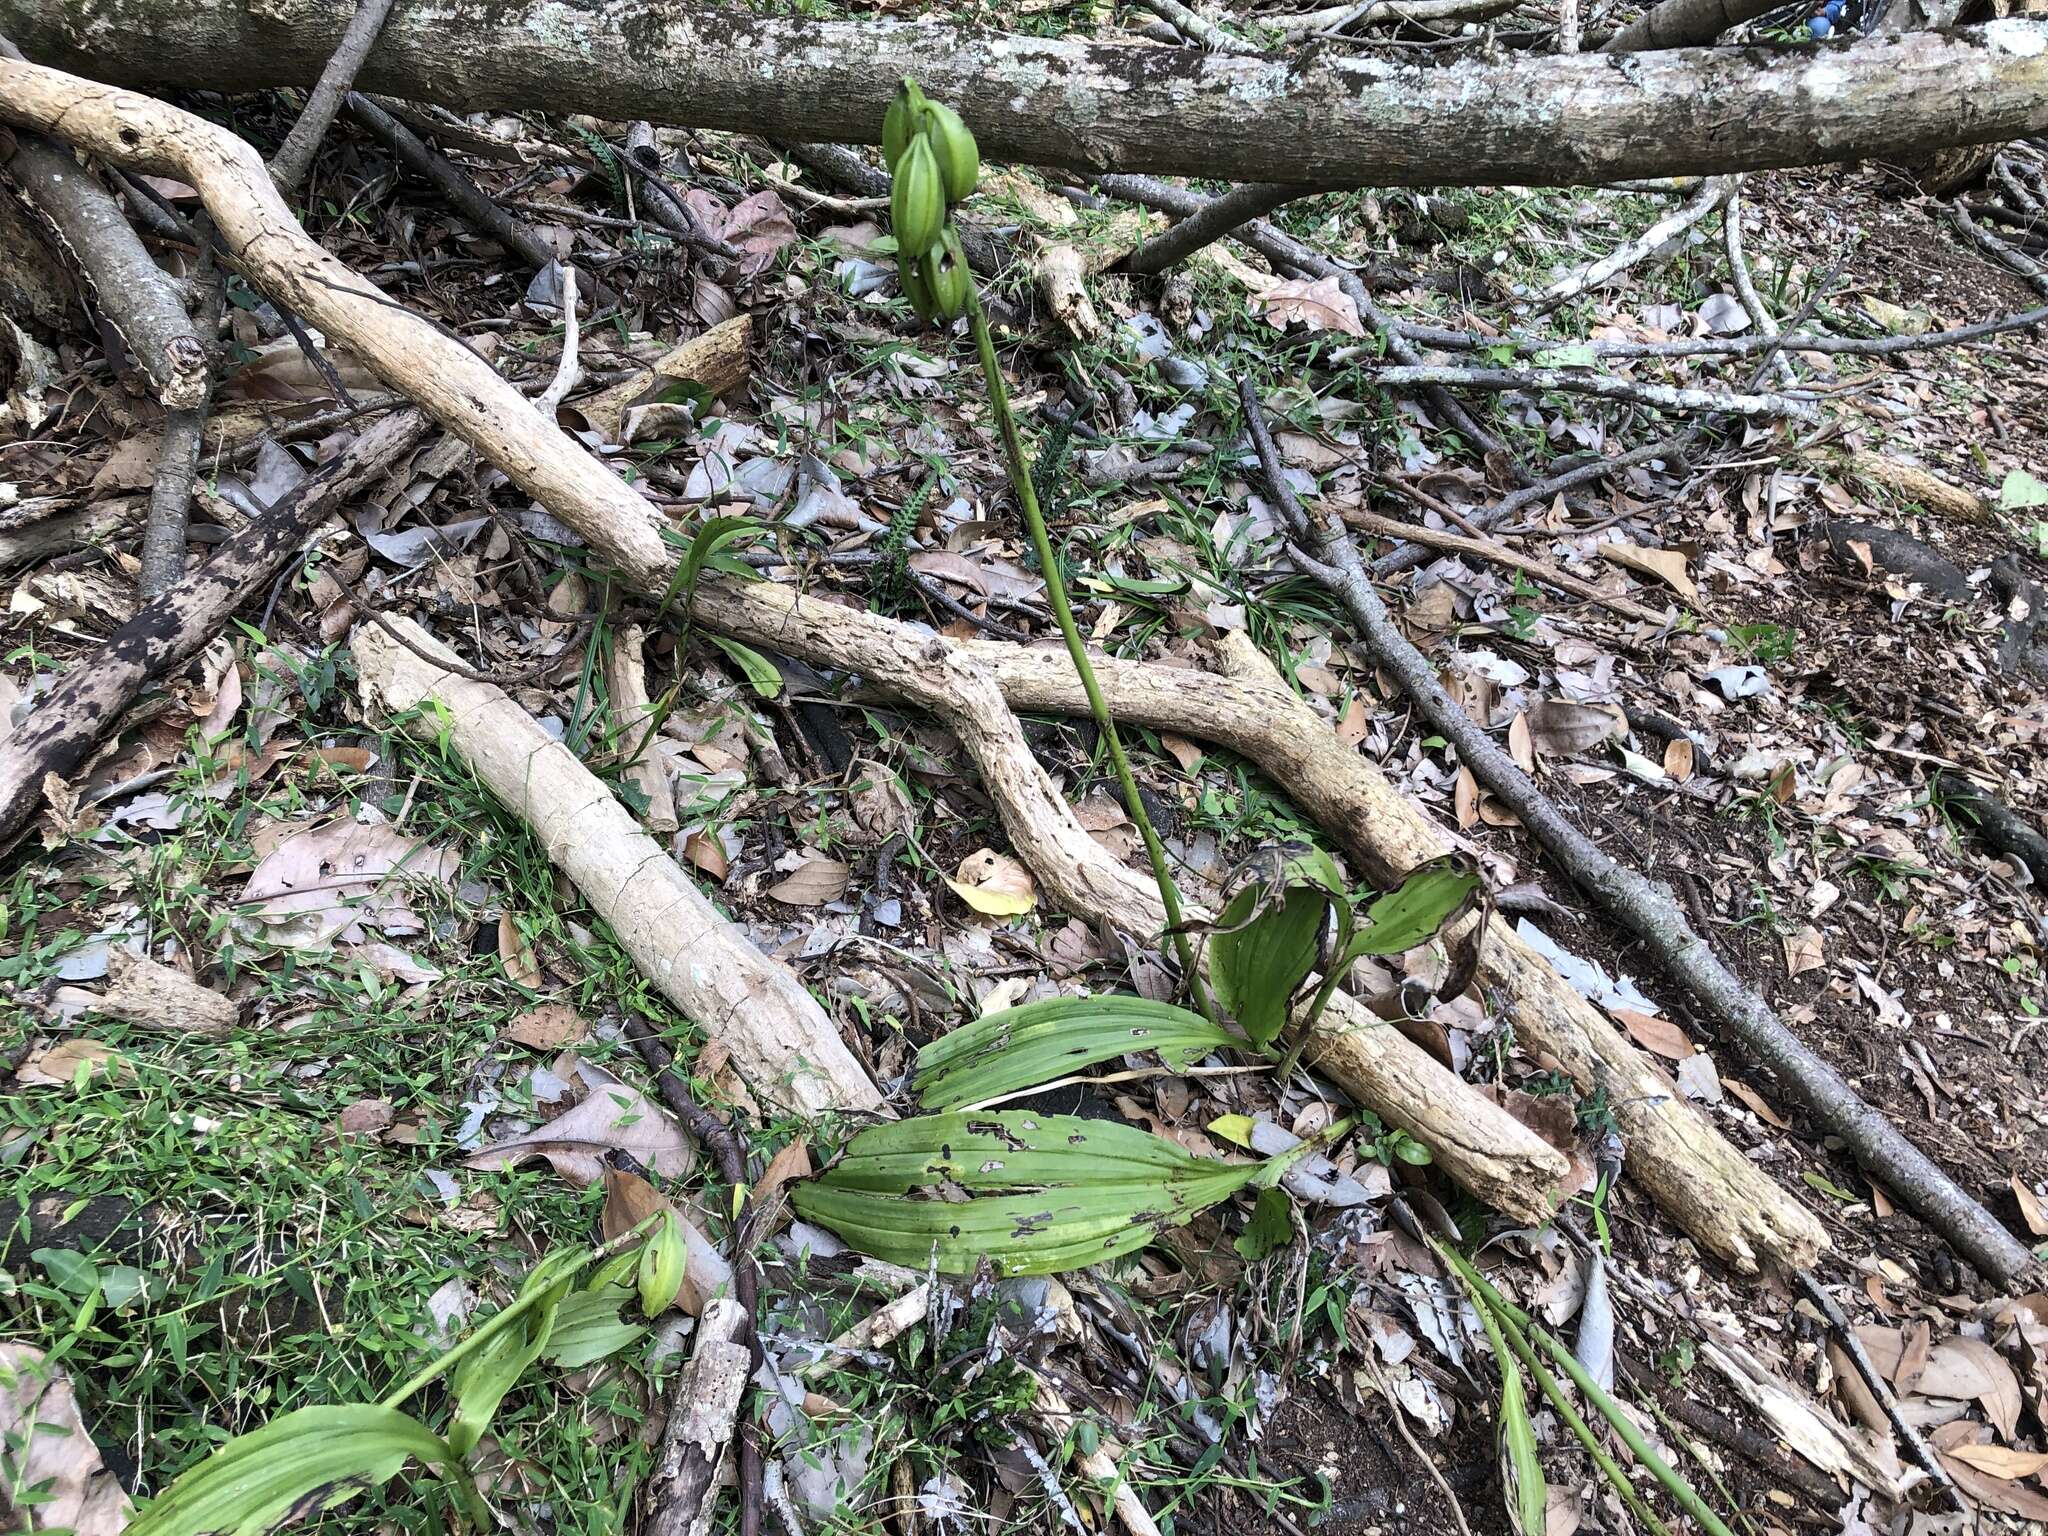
[1256,276,1364,337]
[1526,699,1623,758]
[1572,1253,1615,1391]
[238,820,459,948]
[464,1084,696,1187]
[0,1344,132,1536]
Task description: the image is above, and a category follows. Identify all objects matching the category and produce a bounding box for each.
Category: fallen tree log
[6,2,2048,187]
[353,616,882,1120]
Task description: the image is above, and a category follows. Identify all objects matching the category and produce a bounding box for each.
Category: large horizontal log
[5,0,2047,187]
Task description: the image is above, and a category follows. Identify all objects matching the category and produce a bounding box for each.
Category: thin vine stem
[964,285,1213,1020]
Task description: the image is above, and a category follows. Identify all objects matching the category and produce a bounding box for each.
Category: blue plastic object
[1808,14,1832,36]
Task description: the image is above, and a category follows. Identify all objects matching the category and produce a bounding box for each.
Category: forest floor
[4,51,2048,1536]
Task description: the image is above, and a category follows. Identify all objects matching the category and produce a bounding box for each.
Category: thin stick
[138,244,227,598]
[1238,376,2038,1285]
[1534,175,1734,311]
[1792,1270,1968,1513]
[268,0,397,192]
[1356,364,1819,422]
[1123,181,1319,276]
[344,93,559,271]
[535,265,582,414]
[1357,1354,1474,1536]
[1132,0,1259,49]
[965,284,1214,1019]
[1722,180,1794,386]
[1346,507,1674,625]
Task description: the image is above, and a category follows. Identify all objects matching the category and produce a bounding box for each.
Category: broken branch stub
[352,615,882,1119]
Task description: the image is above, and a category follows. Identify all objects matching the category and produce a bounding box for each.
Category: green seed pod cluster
[884,77,980,323]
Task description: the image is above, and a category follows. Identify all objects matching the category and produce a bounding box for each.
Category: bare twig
[1533,175,1734,310]
[1793,1270,1968,1513]
[535,264,582,415]
[1947,199,2048,300]
[344,93,559,271]
[1722,180,1794,386]
[1122,181,1319,276]
[1132,0,1259,49]
[269,0,397,192]
[1355,362,1820,421]
[1238,374,2038,1286]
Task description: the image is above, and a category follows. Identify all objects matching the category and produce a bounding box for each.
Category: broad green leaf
[708,634,783,698]
[446,1263,573,1456]
[1999,469,2048,512]
[792,1112,1287,1277]
[1234,1186,1294,1262]
[1337,857,1480,964]
[1209,885,1327,1050]
[1497,1344,1549,1536]
[542,1288,648,1369]
[914,994,1238,1110]
[127,1405,470,1536]
[657,514,763,620]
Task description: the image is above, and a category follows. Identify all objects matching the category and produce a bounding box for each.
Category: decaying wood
[268,0,397,193]
[963,627,1825,1275]
[644,1296,752,1536]
[1602,0,1774,50]
[0,408,430,850]
[1032,1372,1161,1536]
[95,950,237,1035]
[1840,446,1990,524]
[574,314,753,438]
[0,496,141,568]
[0,192,76,328]
[8,2,2048,187]
[0,118,205,409]
[353,615,882,1118]
[687,581,1571,1223]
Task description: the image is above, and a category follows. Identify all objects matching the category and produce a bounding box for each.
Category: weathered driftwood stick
[1359,361,1817,421]
[682,581,1571,1222]
[958,627,1823,1275]
[268,0,397,192]
[1604,0,1774,51]
[1345,509,1674,626]
[1533,174,1734,309]
[353,615,882,1118]
[1240,377,2034,1284]
[7,2,2048,187]
[0,409,431,850]
[643,1296,751,1536]
[0,121,205,409]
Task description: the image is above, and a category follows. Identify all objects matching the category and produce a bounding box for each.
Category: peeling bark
[5,0,2047,187]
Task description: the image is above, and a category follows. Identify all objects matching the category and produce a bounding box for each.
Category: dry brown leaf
[17,1039,122,1087]
[1598,541,1698,601]
[503,1004,589,1050]
[1782,926,1826,978]
[337,1098,396,1137]
[1663,737,1695,781]
[1722,1076,1792,1128]
[1256,276,1365,336]
[1611,1007,1695,1060]
[1942,1453,2048,1519]
[683,829,730,882]
[767,854,851,907]
[754,1140,813,1207]
[600,1170,733,1315]
[498,914,541,989]
[1454,765,1480,830]
[1335,694,1370,747]
[2013,1176,2048,1238]
[1947,1443,2048,1479]
[0,1344,132,1536]
[466,1082,696,1186]
[1160,733,1204,773]
[1526,699,1624,759]
[1508,710,1535,772]
[946,849,1037,917]
[239,820,458,948]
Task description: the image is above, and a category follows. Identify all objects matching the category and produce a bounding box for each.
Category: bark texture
[353,615,883,1119]
[6,1,2048,187]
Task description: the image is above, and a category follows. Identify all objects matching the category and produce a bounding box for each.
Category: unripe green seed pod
[920,101,980,205]
[637,1210,687,1317]
[928,226,971,320]
[898,252,942,323]
[881,77,928,172]
[891,135,945,262]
